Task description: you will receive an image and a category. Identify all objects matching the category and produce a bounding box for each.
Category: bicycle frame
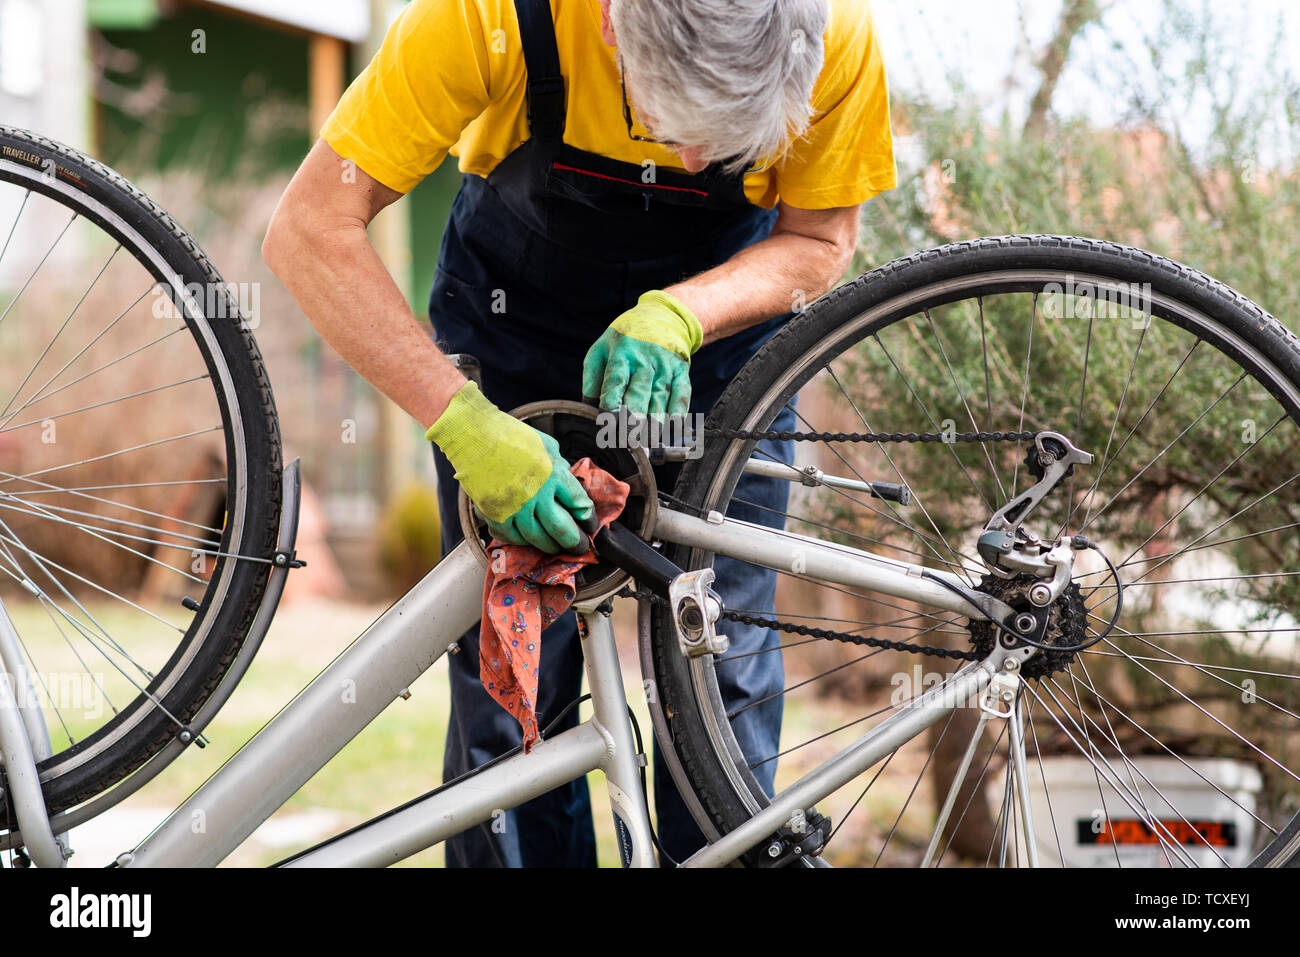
[5,492,1008,868]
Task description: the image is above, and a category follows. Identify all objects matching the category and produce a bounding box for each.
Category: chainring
[456,400,658,602]
[967,572,1087,678]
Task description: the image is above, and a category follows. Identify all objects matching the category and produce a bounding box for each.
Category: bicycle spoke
[1091,629,1300,787]
[0,243,122,420]
[873,709,958,866]
[0,211,76,328]
[925,307,1008,502]
[1065,328,1181,532]
[872,331,994,513]
[0,467,225,535]
[1059,664,1179,867]
[0,494,221,548]
[0,316,185,431]
[749,706,895,771]
[823,749,900,852]
[0,188,32,267]
[0,373,210,436]
[0,424,223,486]
[1058,309,1097,539]
[1060,662,1277,835]
[1025,694,1067,866]
[1051,672,1231,865]
[6,478,225,496]
[1080,373,1247,535]
[1080,648,1300,680]
[1026,681,1198,866]
[0,520,184,635]
[1070,521,1300,579]
[0,495,208,586]
[0,535,142,691]
[1085,613,1300,734]
[1111,414,1287,570]
[1011,293,1037,498]
[1115,474,1300,589]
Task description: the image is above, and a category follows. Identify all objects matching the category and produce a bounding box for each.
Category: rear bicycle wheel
[649,235,1300,867]
[0,126,282,824]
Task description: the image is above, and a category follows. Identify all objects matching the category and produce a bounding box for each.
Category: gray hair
[610,0,829,173]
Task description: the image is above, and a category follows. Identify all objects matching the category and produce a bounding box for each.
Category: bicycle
[1,124,1298,868]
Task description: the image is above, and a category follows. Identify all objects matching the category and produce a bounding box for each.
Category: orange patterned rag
[479,458,630,752]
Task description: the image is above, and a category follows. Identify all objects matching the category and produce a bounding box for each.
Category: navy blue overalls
[429,0,797,866]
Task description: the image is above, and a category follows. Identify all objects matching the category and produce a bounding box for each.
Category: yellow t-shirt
[321,0,896,210]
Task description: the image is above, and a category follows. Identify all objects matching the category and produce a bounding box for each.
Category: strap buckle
[527,76,566,134]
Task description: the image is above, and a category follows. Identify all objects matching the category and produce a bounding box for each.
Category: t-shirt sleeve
[319,0,495,194]
[773,0,897,210]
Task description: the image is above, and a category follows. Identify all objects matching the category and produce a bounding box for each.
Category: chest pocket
[545,159,713,217]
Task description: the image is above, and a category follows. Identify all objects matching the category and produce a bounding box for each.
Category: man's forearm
[665,208,860,346]
[263,211,465,431]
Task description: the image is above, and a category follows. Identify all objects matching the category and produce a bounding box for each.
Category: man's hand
[426,381,595,553]
[581,290,702,415]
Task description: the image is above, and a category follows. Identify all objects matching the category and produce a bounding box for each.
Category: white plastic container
[1026,755,1263,867]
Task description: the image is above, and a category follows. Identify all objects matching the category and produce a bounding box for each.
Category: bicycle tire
[0,126,282,822]
[648,234,1300,867]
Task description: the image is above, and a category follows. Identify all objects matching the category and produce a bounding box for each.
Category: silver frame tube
[653,508,986,619]
[0,602,53,764]
[578,607,657,867]
[681,659,997,867]
[0,641,67,866]
[125,540,486,867]
[284,721,610,867]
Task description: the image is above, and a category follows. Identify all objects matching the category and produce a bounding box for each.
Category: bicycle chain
[631,426,1047,661]
[703,426,1043,445]
[617,586,982,661]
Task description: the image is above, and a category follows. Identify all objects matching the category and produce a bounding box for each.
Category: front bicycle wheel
[0,126,282,824]
[649,235,1300,867]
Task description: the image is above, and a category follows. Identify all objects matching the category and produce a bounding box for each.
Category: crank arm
[577,515,684,599]
[578,516,727,657]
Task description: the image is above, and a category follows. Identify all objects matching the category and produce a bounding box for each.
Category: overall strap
[513,0,566,141]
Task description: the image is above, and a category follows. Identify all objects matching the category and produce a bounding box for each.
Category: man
[264,0,895,866]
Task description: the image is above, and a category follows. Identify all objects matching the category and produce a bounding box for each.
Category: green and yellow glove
[581,289,703,416]
[425,381,594,553]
